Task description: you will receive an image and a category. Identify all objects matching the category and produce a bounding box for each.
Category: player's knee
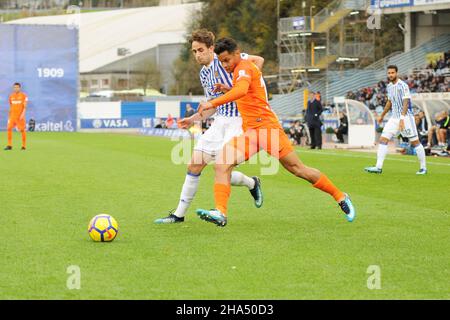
[187,163,204,175]
[214,163,232,175]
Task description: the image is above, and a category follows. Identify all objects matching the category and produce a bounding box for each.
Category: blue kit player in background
[365,65,427,175]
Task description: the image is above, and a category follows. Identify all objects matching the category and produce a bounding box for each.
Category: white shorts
[381,115,418,141]
[194,116,243,158]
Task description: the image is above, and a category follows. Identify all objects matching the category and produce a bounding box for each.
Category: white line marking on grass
[297,149,450,167]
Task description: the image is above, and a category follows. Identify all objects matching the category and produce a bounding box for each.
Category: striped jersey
[199,53,248,117]
[386,78,413,118]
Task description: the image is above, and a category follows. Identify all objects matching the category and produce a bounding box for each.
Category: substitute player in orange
[196,38,356,227]
[5,83,28,151]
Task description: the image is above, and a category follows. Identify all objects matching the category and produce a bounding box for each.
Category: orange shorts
[229,123,294,160]
[7,117,26,131]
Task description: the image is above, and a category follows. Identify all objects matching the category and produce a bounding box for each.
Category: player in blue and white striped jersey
[199,52,241,117]
[155,29,265,224]
[365,65,427,175]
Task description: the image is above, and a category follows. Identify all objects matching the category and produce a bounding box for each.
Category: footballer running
[194,37,356,227]
[154,30,265,224]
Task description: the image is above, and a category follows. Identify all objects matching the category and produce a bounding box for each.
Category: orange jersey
[9,92,28,118]
[211,59,278,130]
[210,59,293,160]
[233,60,278,129]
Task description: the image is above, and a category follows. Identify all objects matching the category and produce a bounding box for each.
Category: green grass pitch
[0,132,449,299]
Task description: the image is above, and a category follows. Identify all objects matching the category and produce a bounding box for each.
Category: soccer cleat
[21,147,26,151]
[364,166,382,174]
[338,193,356,222]
[416,168,427,175]
[4,146,12,151]
[249,176,263,208]
[196,208,227,227]
[154,213,184,224]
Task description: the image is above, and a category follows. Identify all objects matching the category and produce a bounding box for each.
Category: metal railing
[272,34,450,115]
[365,51,403,70]
[280,0,369,34]
[280,50,328,69]
[329,42,375,57]
[280,42,374,69]
[313,0,369,31]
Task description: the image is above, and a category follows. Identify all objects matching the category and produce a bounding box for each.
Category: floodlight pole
[118,47,132,90]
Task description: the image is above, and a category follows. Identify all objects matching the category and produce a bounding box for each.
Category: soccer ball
[88,214,119,242]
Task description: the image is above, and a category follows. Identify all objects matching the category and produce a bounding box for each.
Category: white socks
[376,142,427,171]
[376,143,388,169]
[414,144,427,170]
[174,172,200,218]
[230,171,255,189]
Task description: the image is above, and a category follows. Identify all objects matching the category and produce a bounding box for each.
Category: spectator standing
[166,114,174,128]
[305,91,323,149]
[184,104,195,118]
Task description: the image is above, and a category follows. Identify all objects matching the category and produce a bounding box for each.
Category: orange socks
[214,183,231,215]
[7,130,12,146]
[21,131,26,148]
[313,174,345,202]
[214,175,342,214]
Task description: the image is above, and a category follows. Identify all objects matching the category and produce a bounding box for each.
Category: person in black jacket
[415,111,428,145]
[334,111,348,143]
[184,103,195,118]
[305,91,323,149]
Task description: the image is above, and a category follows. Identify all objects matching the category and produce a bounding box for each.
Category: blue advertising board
[370,0,450,7]
[0,24,78,131]
[80,117,153,129]
[370,0,413,8]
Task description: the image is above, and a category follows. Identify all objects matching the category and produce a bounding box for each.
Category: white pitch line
[297,149,450,167]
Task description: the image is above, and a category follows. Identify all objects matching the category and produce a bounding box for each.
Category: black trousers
[308,125,322,148]
[336,127,348,143]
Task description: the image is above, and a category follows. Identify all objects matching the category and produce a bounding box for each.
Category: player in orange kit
[5,83,28,151]
[195,38,356,227]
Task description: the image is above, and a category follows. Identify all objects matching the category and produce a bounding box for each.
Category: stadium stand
[346,51,449,110]
[271,34,450,116]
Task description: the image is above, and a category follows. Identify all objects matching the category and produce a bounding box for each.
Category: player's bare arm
[197,101,215,117]
[248,55,264,70]
[399,98,410,132]
[178,107,216,128]
[378,100,392,125]
[198,80,250,116]
[213,55,264,94]
[212,83,231,93]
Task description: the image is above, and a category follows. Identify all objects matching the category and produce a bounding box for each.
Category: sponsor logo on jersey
[237,70,250,81]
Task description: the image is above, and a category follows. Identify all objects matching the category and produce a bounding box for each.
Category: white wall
[155,101,180,118]
[78,102,121,119]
